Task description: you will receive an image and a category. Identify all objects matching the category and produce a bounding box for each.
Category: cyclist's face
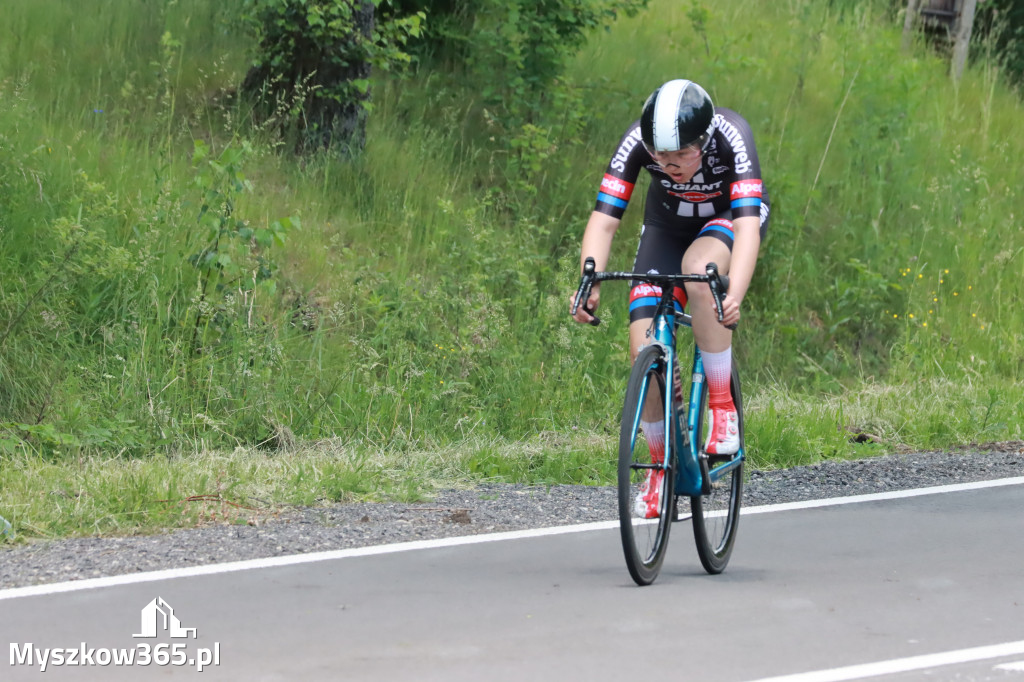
[648,145,702,182]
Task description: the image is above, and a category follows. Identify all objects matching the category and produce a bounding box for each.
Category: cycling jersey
[594,107,769,234]
[593,107,770,322]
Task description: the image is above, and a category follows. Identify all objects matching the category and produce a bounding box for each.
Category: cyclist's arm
[580,210,620,274]
[717,110,765,323]
[571,211,621,323]
[714,215,760,326]
[725,215,760,305]
[573,122,643,323]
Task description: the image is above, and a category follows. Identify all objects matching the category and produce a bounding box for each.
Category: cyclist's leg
[627,226,691,352]
[682,206,770,351]
[628,225,692,515]
[681,219,734,354]
[629,223,692,416]
[682,220,737,454]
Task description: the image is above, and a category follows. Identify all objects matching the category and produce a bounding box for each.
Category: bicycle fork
[646,311,706,499]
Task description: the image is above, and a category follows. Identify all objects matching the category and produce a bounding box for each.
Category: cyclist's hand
[570,288,600,324]
[716,292,741,328]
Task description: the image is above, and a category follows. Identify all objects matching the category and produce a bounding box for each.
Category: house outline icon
[133,597,197,639]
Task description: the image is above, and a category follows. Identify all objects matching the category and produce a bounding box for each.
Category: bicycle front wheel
[618,344,676,586]
[691,363,744,575]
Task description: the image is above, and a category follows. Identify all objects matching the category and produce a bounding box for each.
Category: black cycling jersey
[593,107,770,322]
[594,107,769,234]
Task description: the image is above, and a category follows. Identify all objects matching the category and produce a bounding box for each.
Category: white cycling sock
[640,419,665,464]
[700,346,734,408]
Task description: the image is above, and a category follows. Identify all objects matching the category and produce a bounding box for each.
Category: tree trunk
[902,0,922,51]
[301,1,374,155]
[241,1,375,157]
[951,0,978,80]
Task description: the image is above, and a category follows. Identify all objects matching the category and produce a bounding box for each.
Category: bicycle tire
[618,344,676,586]
[690,363,744,575]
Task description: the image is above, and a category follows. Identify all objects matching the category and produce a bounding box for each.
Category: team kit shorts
[628,210,770,323]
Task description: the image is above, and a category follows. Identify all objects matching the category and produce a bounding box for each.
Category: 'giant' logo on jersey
[660,178,723,203]
[660,179,723,192]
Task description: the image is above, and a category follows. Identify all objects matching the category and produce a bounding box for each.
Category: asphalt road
[3,480,1023,681]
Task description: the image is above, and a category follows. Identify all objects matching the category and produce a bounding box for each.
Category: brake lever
[572,257,601,326]
[706,263,738,331]
[571,286,601,325]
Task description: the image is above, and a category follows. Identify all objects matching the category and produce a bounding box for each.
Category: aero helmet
[640,79,715,155]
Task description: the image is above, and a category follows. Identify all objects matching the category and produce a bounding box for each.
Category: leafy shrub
[239,0,424,154]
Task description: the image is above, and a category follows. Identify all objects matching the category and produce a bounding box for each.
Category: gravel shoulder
[2,444,1022,590]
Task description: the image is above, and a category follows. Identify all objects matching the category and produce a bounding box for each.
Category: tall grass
[572,0,1022,378]
[1,0,1022,539]
[566,0,1023,461]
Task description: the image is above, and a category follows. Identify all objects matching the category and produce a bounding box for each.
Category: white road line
[746,640,1024,682]
[742,475,1024,515]
[0,520,619,602]
[2,475,1022,602]
[994,660,1024,672]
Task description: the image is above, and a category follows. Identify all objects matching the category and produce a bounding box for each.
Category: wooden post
[903,0,922,51]
[951,0,978,80]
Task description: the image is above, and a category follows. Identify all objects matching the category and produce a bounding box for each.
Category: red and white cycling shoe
[633,469,665,519]
[704,407,739,455]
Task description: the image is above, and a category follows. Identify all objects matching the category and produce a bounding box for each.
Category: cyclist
[570,78,769,518]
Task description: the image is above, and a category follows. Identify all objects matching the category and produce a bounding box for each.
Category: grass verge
[3,376,1020,543]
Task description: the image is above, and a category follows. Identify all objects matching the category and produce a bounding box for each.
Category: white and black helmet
[639,79,715,154]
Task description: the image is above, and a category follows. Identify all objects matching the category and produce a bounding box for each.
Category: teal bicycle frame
[644,291,744,500]
[574,256,746,582]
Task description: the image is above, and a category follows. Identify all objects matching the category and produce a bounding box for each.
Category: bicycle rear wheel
[618,344,676,586]
[690,363,744,575]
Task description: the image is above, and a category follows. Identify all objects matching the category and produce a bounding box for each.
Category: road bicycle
[573,257,745,585]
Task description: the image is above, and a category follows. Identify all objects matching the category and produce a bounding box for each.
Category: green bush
[239,0,425,153]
